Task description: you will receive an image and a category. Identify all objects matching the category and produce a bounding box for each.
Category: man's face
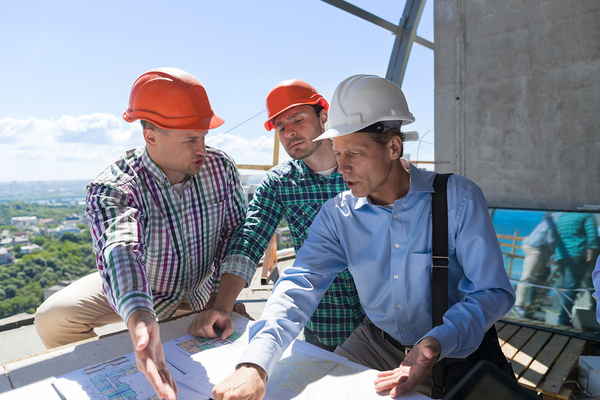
[145,126,208,184]
[273,105,324,160]
[332,132,395,202]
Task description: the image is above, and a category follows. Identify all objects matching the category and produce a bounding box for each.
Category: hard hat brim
[264,97,328,131]
[314,118,418,142]
[123,111,224,131]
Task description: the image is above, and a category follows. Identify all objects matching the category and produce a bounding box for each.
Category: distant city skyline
[0,1,434,182]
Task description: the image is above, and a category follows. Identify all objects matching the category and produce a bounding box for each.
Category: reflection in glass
[490,209,600,340]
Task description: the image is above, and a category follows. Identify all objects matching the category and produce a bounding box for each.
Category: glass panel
[490,208,600,341]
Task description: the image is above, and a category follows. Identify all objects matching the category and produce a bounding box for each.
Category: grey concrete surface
[435,0,600,210]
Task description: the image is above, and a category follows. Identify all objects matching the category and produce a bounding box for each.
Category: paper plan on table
[52,353,203,400]
[51,317,250,400]
[52,315,426,400]
[180,339,429,399]
[163,316,250,375]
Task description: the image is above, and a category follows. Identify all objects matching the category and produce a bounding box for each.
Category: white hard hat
[314,74,418,142]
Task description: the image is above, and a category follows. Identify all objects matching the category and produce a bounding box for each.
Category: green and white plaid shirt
[87,147,248,325]
[223,159,365,346]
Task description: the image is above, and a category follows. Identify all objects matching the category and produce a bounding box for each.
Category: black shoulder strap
[431,173,452,398]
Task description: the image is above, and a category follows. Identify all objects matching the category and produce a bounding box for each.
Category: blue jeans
[556,259,587,325]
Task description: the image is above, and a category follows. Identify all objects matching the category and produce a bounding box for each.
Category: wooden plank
[495,321,507,332]
[541,387,572,400]
[497,323,520,346]
[501,326,536,361]
[511,330,552,378]
[540,338,586,395]
[518,334,569,390]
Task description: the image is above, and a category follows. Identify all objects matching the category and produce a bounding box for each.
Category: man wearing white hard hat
[213,75,515,399]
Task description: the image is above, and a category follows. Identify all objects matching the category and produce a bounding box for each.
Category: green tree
[4,284,17,299]
[60,232,79,243]
[32,236,46,246]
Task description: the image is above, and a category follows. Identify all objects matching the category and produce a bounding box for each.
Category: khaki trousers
[34,272,191,348]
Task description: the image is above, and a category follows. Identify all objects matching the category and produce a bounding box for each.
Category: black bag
[430,174,516,398]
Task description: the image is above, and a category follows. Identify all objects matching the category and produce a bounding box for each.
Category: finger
[190,312,219,338]
[143,357,169,399]
[420,344,435,360]
[376,368,400,379]
[374,372,406,392]
[157,368,177,400]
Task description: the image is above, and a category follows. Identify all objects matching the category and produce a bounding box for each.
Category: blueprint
[180,339,428,399]
[52,318,250,400]
[52,316,427,400]
[52,353,202,400]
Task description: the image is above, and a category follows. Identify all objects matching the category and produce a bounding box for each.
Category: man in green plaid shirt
[221,79,365,351]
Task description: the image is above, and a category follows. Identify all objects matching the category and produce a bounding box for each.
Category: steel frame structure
[320,0,433,86]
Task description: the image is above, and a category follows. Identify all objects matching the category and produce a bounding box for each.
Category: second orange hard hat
[123,67,224,131]
[264,79,329,131]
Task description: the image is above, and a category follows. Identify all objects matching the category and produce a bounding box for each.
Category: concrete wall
[434,0,600,210]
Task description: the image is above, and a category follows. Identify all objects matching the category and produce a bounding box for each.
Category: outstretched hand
[374,336,441,398]
[127,310,177,400]
[212,364,267,400]
[187,302,250,340]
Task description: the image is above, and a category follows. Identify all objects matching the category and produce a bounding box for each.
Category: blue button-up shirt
[239,162,515,377]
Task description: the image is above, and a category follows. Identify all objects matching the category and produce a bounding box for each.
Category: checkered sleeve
[221,172,285,278]
[85,180,154,325]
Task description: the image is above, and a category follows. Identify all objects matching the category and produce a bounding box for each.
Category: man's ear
[143,127,157,148]
[319,109,328,127]
[389,135,403,160]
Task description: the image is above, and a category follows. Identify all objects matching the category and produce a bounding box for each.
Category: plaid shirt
[223,159,365,346]
[554,212,598,262]
[86,147,247,324]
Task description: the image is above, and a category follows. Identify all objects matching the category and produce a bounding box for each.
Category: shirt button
[402,327,407,331]
[394,243,400,248]
[394,275,399,280]
[302,212,306,215]
[396,304,402,309]
[393,214,397,219]
[186,233,190,237]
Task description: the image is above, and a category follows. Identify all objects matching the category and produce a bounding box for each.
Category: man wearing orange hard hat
[35,68,249,400]
[214,75,515,400]
[219,79,365,352]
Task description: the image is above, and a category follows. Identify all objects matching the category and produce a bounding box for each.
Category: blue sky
[0,0,434,182]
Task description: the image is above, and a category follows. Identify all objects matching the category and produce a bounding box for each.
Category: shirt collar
[296,159,340,180]
[354,160,434,209]
[141,147,194,188]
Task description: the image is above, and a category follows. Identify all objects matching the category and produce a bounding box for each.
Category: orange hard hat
[123,67,224,130]
[264,79,329,131]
